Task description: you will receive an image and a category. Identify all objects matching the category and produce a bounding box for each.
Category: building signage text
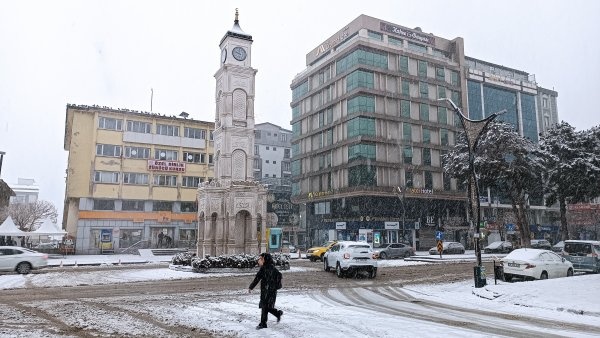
[384,221,399,230]
[315,26,350,57]
[380,22,435,45]
[336,222,347,230]
[147,160,186,172]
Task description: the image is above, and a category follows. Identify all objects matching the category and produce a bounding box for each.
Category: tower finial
[235,8,239,24]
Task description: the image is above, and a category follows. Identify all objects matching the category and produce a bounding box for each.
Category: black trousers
[260,306,279,325]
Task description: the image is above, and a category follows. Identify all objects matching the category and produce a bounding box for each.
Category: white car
[501,248,573,281]
[323,241,377,278]
[0,246,49,274]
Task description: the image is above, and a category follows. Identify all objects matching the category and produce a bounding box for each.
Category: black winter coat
[249,264,279,308]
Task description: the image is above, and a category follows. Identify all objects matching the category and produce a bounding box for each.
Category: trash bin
[494,262,504,280]
[474,266,487,288]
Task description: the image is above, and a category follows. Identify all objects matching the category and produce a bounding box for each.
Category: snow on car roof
[503,248,546,260]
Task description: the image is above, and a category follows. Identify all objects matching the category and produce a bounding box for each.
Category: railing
[119,240,150,254]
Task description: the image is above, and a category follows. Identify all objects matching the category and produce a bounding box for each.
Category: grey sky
[1,0,598,219]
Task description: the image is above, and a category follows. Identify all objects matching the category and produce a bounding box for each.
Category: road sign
[435,231,444,241]
[437,240,443,253]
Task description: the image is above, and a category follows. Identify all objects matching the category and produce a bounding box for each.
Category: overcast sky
[1,0,598,220]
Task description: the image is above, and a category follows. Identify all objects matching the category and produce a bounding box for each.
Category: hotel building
[290,15,559,249]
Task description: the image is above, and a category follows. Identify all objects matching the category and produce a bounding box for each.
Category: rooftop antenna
[235,8,239,24]
[150,88,154,112]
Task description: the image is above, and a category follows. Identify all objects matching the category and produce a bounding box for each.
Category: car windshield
[348,244,371,252]
[564,243,592,256]
[504,249,541,261]
[487,241,503,248]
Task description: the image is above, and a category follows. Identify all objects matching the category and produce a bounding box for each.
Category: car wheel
[323,258,330,272]
[320,254,325,262]
[309,257,315,262]
[540,271,548,280]
[368,267,377,279]
[16,262,32,274]
[567,268,573,277]
[404,252,410,258]
[336,263,344,278]
[503,273,512,282]
[379,252,387,260]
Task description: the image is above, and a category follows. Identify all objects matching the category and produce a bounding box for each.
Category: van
[562,240,600,273]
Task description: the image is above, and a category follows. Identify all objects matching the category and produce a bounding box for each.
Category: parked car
[323,241,378,278]
[281,241,297,253]
[561,240,600,273]
[551,241,565,253]
[484,241,513,254]
[428,241,465,255]
[375,243,414,259]
[306,241,337,262]
[0,246,48,274]
[530,239,552,250]
[501,248,573,281]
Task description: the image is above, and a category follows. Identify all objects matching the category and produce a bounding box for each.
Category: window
[348,143,376,161]
[400,100,410,118]
[156,124,179,136]
[291,160,301,176]
[182,176,201,188]
[405,171,413,188]
[123,172,149,185]
[292,80,309,101]
[389,36,403,46]
[280,133,288,142]
[407,41,427,53]
[403,123,412,141]
[346,70,374,91]
[419,82,429,99]
[292,105,300,119]
[94,171,119,184]
[180,201,197,212]
[93,199,115,210]
[424,171,433,189]
[273,147,277,151]
[266,160,270,164]
[96,144,121,157]
[399,55,409,73]
[451,70,459,86]
[314,201,331,215]
[124,146,150,159]
[437,106,448,124]
[209,130,214,141]
[284,148,290,158]
[438,86,446,99]
[184,127,206,139]
[367,30,383,40]
[542,97,549,108]
[98,117,122,131]
[418,60,428,78]
[155,149,178,161]
[440,129,449,146]
[435,67,445,81]
[336,48,388,75]
[273,161,277,164]
[420,103,429,121]
[253,158,261,169]
[403,146,413,164]
[347,95,375,114]
[127,120,151,133]
[349,165,376,187]
[153,201,173,212]
[292,122,302,137]
[401,79,410,95]
[122,200,145,211]
[282,161,291,171]
[423,148,431,165]
[154,175,177,187]
[208,154,214,164]
[183,152,204,163]
[266,146,270,150]
[443,173,451,191]
[347,117,375,138]
[423,128,431,144]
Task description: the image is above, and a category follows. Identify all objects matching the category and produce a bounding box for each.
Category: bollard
[74,261,78,268]
[118,259,122,266]
[59,260,63,268]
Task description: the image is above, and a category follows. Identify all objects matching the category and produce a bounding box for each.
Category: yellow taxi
[306,241,337,262]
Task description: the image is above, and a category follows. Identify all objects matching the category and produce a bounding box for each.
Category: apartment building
[63,104,214,254]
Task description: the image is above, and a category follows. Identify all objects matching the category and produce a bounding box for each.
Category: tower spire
[235,8,239,24]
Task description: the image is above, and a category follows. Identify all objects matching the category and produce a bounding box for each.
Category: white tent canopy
[0,216,27,236]
[32,218,67,236]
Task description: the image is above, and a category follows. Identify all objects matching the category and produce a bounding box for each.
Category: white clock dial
[221,48,227,63]
[232,47,247,61]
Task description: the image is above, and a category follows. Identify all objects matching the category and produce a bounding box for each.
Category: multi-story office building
[253,123,302,245]
[290,15,559,249]
[63,105,214,254]
[9,178,39,204]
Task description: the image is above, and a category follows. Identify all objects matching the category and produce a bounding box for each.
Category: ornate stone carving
[232,89,247,120]
[231,150,246,181]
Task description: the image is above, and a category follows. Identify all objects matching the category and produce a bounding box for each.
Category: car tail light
[43,254,48,259]
[525,263,536,269]
[343,253,350,259]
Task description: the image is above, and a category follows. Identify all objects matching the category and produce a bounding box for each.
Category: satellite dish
[187,154,193,160]
[131,149,137,156]
[160,152,166,158]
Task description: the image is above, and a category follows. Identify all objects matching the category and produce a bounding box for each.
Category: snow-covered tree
[538,122,600,240]
[0,200,58,231]
[444,121,544,247]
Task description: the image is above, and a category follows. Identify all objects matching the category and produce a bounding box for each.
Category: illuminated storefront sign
[380,22,435,45]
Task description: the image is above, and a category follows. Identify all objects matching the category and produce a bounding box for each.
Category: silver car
[376,243,414,259]
[0,246,49,274]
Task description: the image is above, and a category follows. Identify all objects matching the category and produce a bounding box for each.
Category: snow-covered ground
[2,253,599,337]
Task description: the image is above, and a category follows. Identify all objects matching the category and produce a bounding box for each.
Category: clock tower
[197,9,267,256]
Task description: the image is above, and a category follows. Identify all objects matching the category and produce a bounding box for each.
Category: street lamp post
[396,186,407,243]
[438,98,505,288]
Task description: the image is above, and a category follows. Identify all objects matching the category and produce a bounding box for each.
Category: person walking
[157,231,164,248]
[248,252,283,330]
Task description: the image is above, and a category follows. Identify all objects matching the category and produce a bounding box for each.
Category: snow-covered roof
[0,216,26,235]
[32,218,67,235]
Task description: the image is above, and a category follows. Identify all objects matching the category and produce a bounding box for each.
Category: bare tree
[0,200,58,231]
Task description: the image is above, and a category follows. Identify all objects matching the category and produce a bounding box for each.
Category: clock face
[232,47,247,61]
[221,48,227,63]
